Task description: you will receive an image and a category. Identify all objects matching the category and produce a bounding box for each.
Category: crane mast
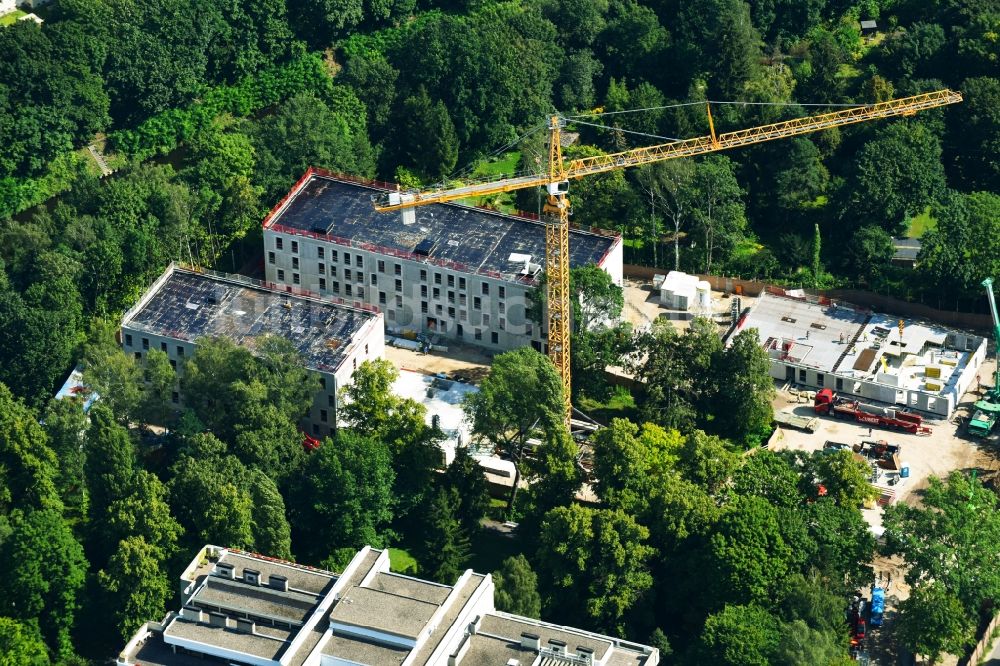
[376,89,963,425]
[983,278,1000,401]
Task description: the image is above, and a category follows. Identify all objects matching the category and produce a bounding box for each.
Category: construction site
[733,290,987,419]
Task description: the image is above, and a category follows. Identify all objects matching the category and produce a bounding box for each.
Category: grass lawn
[907,206,936,238]
[471,151,521,179]
[577,386,639,425]
[388,547,419,575]
[0,9,27,26]
[456,151,523,212]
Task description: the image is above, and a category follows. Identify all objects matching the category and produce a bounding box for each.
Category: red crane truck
[814,388,931,435]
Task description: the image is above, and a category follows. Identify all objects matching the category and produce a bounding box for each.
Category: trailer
[774,410,820,433]
[814,388,931,435]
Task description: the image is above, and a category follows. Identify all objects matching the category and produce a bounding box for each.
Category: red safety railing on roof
[261,168,622,285]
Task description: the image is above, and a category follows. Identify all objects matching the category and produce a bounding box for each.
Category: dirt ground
[621,277,757,333]
[769,357,1000,510]
[384,339,491,383]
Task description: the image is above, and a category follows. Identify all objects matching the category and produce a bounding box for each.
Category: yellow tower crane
[376,89,962,423]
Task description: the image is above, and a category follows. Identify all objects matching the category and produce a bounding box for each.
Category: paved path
[87,144,111,176]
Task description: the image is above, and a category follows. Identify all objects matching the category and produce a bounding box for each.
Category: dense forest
[1,0,999,662]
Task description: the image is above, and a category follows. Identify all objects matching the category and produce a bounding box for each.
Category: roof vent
[548,639,567,654]
[243,568,261,586]
[520,632,540,650]
[214,563,235,579]
[235,618,255,634]
[269,574,289,592]
[208,612,228,628]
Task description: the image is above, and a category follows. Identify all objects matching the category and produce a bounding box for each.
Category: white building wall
[263,227,622,355]
[1,0,16,14]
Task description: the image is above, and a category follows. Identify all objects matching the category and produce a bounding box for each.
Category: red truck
[814,388,931,435]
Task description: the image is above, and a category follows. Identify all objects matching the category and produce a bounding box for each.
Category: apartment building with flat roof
[117,544,660,666]
[120,263,384,438]
[262,169,623,353]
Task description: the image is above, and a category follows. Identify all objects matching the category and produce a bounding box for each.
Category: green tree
[771,619,851,666]
[100,470,182,567]
[805,499,876,586]
[465,348,565,509]
[525,421,583,518]
[730,450,801,507]
[97,537,172,643]
[139,348,177,427]
[949,77,1000,191]
[0,384,61,514]
[883,471,1000,617]
[713,328,774,446]
[919,191,1000,298]
[808,449,878,507]
[441,446,491,533]
[846,225,895,283]
[341,359,441,518]
[536,504,654,633]
[254,91,375,200]
[419,487,471,584]
[0,509,87,657]
[849,121,946,235]
[631,318,722,432]
[710,0,763,99]
[291,431,395,562]
[247,470,293,560]
[40,397,88,512]
[688,157,747,274]
[677,430,741,495]
[0,616,49,666]
[592,418,682,512]
[895,581,974,664]
[694,604,781,666]
[812,223,822,287]
[706,496,802,605]
[169,456,254,551]
[492,555,542,618]
[397,87,459,180]
[80,322,143,426]
[83,405,136,530]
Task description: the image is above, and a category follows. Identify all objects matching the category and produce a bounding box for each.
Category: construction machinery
[375,90,962,423]
[814,388,931,435]
[969,277,1000,437]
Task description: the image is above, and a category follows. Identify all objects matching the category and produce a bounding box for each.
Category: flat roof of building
[118,546,658,666]
[122,264,379,374]
[737,292,979,394]
[264,171,619,283]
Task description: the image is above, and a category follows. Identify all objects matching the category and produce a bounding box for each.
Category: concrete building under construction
[262,169,623,353]
[117,544,660,666]
[732,291,986,419]
[120,263,384,437]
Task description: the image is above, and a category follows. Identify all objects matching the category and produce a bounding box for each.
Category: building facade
[118,544,660,666]
[262,169,624,354]
[120,263,384,438]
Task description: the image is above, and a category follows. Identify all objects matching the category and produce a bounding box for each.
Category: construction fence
[623,265,995,332]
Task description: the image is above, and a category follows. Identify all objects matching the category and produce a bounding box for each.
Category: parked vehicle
[814,388,931,435]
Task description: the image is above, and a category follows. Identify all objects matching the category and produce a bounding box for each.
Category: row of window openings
[268,250,505,299]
